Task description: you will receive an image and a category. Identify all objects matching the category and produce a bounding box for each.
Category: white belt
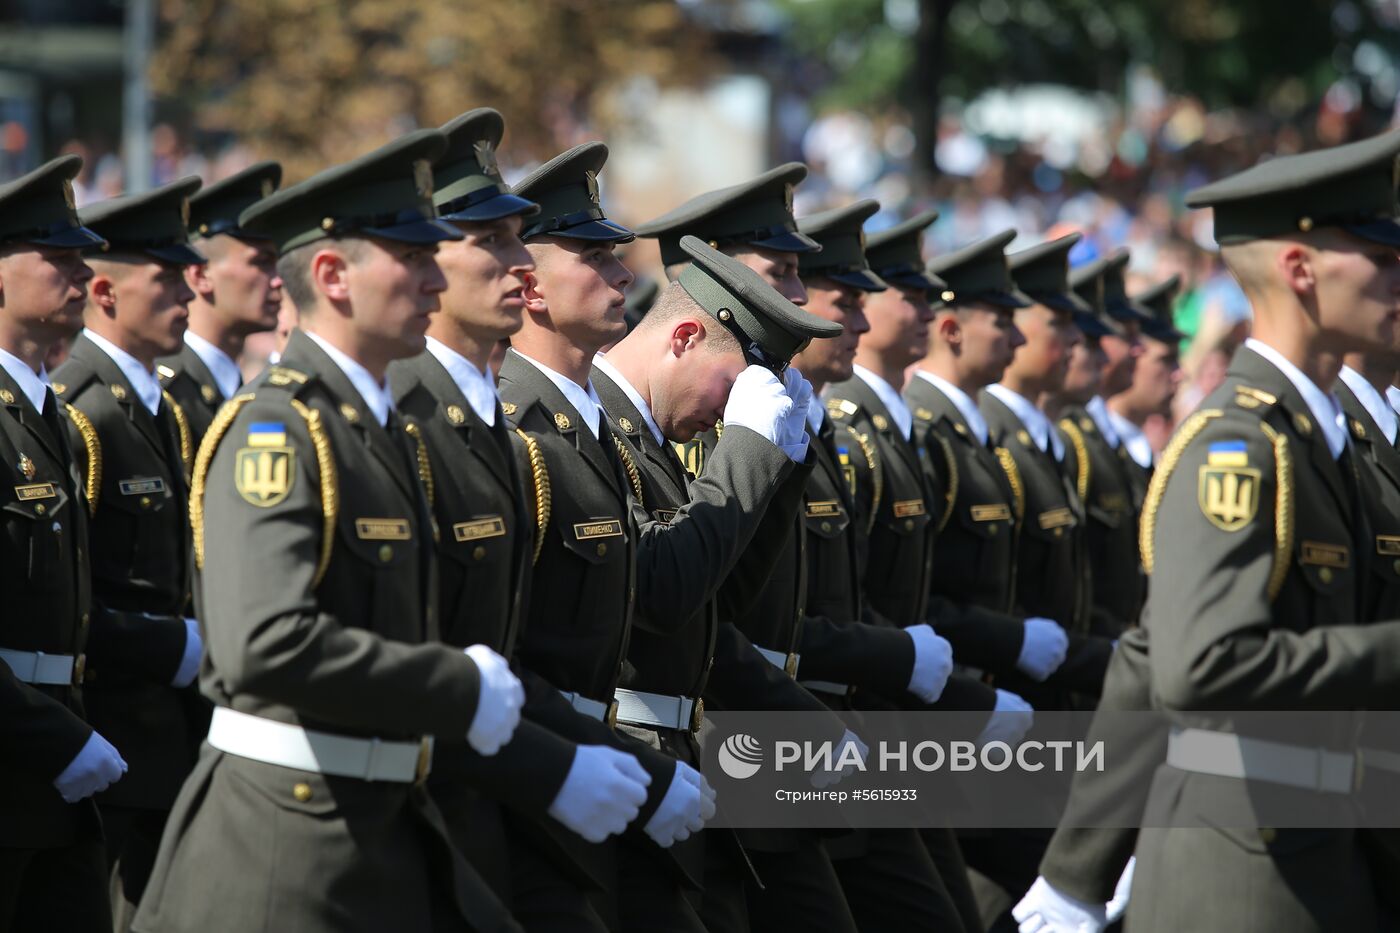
[1167,728,1355,794]
[207,707,432,783]
[559,690,614,725]
[801,679,852,697]
[1361,746,1400,775]
[0,648,80,686]
[613,688,702,733]
[755,646,800,678]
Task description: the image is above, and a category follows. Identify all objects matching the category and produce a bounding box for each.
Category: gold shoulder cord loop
[1139,409,1221,575]
[190,394,255,570]
[515,428,551,564]
[64,403,102,517]
[994,447,1024,523]
[163,389,193,480]
[1259,421,1294,601]
[612,434,644,503]
[852,429,882,535]
[289,399,338,587]
[1059,418,1090,502]
[403,421,435,509]
[934,432,958,533]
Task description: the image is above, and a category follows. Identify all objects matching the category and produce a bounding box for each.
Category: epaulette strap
[190,393,256,570]
[612,433,644,503]
[933,432,958,533]
[65,403,101,517]
[1259,421,1293,601]
[265,366,310,387]
[994,447,1024,522]
[289,399,338,587]
[1059,418,1090,502]
[826,398,858,420]
[403,421,434,509]
[1235,385,1278,409]
[1140,409,1222,575]
[163,389,193,480]
[515,428,551,565]
[852,429,882,534]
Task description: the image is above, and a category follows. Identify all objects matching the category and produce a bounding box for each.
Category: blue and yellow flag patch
[1206,440,1248,467]
[247,422,287,447]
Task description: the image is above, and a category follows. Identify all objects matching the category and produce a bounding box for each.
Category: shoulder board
[826,398,859,420]
[914,406,935,422]
[1234,385,1278,410]
[265,366,311,388]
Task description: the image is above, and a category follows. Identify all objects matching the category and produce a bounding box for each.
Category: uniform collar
[305,331,393,427]
[0,346,51,414]
[1340,364,1398,446]
[184,329,243,402]
[987,382,1064,460]
[1388,384,1400,421]
[83,328,162,416]
[1244,338,1346,459]
[426,336,498,426]
[512,350,604,438]
[592,352,664,446]
[1085,395,1120,448]
[1106,407,1152,468]
[852,364,912,440]
[914,370,988,446]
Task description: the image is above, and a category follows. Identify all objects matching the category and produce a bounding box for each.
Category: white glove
[904,623,953,703]
[463,644,524,755]
[643,760,716,847]
[53,730,127,803]
[547,745,651,843]
[723,365,793,447]
[811,729,868,788]
[1016,617,1069,681]
[171,617,203,688]
[778,368,813,461]
[1104,856,1134,923]
[977,689,1034,747]
[1012,875,1108,933]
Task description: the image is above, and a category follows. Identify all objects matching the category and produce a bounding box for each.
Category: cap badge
[62,179,77,213]
[180,198,191,228]
[585,170,600,205]
[413,159,434,199]
[783,183,794,217]
[474,140,500,179]
[262,178,275,198]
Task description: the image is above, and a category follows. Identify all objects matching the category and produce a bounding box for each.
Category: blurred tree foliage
[152,0,710,180]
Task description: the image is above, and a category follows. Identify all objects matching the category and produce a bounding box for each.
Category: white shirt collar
[306,331,393,427]
[84,329,162,417]
[426,337,498,426]
[1107,408,1153,469]
[913,370,989,446]
[806,397,826,435]
[593,353,664,447]
[512,350,604,439]
[0,347,52,414]
[1388,384,1400,421]
[987,383,1064,461]
[852,364,913,441]
[1340,365,1398,447]
[1244,338,1347,459]
[1086,396,1120,448]
[183,330,243,402]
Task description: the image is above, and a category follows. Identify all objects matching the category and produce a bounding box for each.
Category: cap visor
[883,271,945,291]
[1344,219,1400,247]
[439,193,541,223]
[1144,321,1186,343]
[148,243,209,265]
[826,268,888,292]
[534,218,635,243]
[364,218,465,244]
[752,229,822,255]
[1039,290,1095,315]
[1072,311,1116,338]
[984,287,1034,309]
[32,225,107,249]
[1106,298,1153,324]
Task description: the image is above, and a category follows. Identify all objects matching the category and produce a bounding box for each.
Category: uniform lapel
[177,341,225,405]
[72,334,169,459]
[591,366,688,501]
[0,366,63,464]
[416,352,514,492]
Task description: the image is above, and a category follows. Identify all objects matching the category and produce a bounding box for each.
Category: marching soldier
[1105,275,1185,496]
[1129,128,1400,933]
[133,130,526,933]
[52,177,211,925]
[158,161,284,448]
[0,155,126,932]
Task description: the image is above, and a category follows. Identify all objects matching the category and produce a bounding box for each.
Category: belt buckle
[415,737,432,785]
[606,699,619,731]
[690,697,705,734]
[72,653,86,687]
[784,653,798,678]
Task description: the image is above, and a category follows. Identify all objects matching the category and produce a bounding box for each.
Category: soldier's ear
[310,249,351,304]
[669,319,703,357]
[521,269,548,314]
[184,262,212,299]
[937,310,962,346]
[1277,242,1316,299]
[90,271,119,314]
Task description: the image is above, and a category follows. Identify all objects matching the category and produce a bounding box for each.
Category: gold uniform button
[904,519,914,531]
[1392,559,1400,576]
[596,542,607,557]
[293,783,314,802]
[378,544,394,562]
[1319,567,1333,583]
[472,545,486,561]
[1053,527,1064,538]
[820,521,831,533]
[34,503,45,515]
[1259,827,1277,844]
[988,524,998,535]
[140,496,152,509]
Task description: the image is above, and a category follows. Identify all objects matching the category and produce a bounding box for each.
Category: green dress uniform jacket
[1129,346,1400,933]
[156,341,228,453]
[53,334,198,811]
[133,330,516,933]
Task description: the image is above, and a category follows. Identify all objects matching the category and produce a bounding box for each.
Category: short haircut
[638,281,741,354]
[276,237,369,313]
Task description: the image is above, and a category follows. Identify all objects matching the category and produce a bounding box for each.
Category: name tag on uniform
[1038,507,1074,530]
[120,477,166,496]
[1377,535,1400,556]
[453,516,505,542]
[573,520,623,540]
[652,509,678,524]
[14,482,57,501]
[1098,493,1128,512]
[971,504,1011,522]
[892,499,926,518]
[1301,541,1349,568]
[806,500,842,518]
[355,518,411,540]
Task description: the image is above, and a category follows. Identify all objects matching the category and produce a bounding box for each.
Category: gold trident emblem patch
[235,446,294,507]
[1198,464,1260,531]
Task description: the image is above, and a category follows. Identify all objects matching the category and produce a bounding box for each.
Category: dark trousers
[615,838,707,933]
[743,844,858,933]
[0,839,111,933]
[509,833,609,933]
[101,805,170,933]
[959,828,1049,933]
[832,828,973,932]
